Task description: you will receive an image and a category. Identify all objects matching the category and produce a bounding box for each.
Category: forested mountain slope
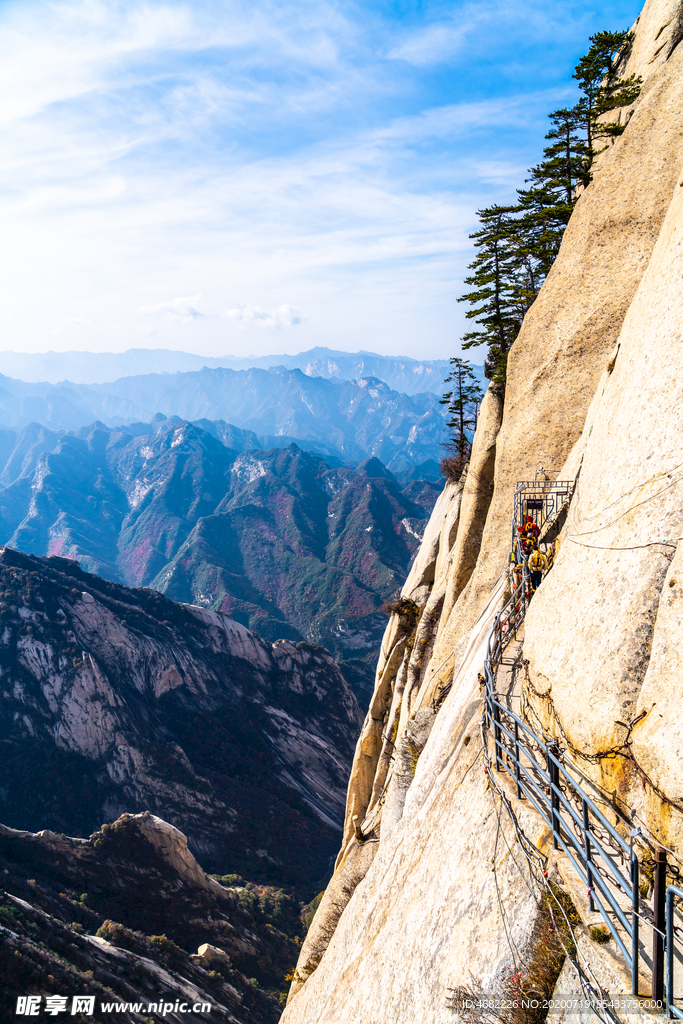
[0,812,308,1021]
[0,419,439,696]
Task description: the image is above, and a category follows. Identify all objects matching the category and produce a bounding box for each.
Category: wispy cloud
[388,22,472,66]
[137,294,207,321]
[224,304,304,328]
[63,316,94,326]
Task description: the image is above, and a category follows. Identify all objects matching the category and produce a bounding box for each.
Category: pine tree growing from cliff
[458,205,523,385]
[530,107,587,206]
[505,109,587,304]
[454,27,642,391]
[572,30,642,172]
[440,358,483,477]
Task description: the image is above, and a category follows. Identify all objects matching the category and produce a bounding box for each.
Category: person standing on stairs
[528,545,547,594]
[518,516,540,557]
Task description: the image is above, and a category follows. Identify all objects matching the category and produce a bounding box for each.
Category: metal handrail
[511,479,575,550]
[484,479,683,1011]
[484,485,645,996]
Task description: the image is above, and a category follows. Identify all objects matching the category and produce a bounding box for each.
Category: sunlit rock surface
[282,0,683,1017]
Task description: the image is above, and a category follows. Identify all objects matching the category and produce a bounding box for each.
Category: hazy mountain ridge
[0,366,448,477]
[0,346,481,396]
[0,419,440,695]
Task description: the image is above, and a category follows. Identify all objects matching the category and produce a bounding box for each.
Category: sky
[0,0,642,361]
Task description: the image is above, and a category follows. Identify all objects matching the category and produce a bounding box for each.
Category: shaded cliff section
[0,546,363,888]
[0,811,304,1022]
[283,0,683,1018]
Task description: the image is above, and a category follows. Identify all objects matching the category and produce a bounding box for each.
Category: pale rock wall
[524,115,683,848]
[287,382,504,1001]
[336,475,466,859]
[435,386,503,635]
[284,580,543,1022]
[289,475,468,1000]
[283,0,683,1016]
[420,0,683,709]
[337,383,505,859]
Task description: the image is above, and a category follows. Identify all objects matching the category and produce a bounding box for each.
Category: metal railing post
[514,720,522,799]
[667,886,680,1017]
[653,848,666,1003]
[631,852,639,997]
[547,741,560,850]
[582,799,595,912]
[493,699,503,771]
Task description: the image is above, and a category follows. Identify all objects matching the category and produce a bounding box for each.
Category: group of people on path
[512,515,555,596]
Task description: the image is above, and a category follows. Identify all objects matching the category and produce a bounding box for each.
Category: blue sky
[0,0,642,360]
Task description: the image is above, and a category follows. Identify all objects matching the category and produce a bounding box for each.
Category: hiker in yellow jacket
[528,546,547,593]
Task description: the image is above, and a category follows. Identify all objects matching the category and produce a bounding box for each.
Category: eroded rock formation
[0,811,302,1021]
[0,546,362,884]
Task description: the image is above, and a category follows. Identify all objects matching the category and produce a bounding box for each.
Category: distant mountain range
[0,346,484,395]
[0,418,441,696]
[0,366,450,477]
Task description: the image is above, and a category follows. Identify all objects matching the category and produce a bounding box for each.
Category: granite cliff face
[0,546,362,886]
[281,0,683,1018]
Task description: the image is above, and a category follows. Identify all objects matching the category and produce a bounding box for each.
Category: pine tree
[572,30,642,161]
[458,205,523,385]
[453,27,642,391]
[440,358,484,477]
[507,107,587,304]
[527,107,586,208]
[509,184,562,304]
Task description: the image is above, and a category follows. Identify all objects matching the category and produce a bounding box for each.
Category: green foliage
[150,933,183,959]
[302,891,324,931]
[459,204,523,384]
[439,358,484,476]
[96,919,137,950]
[573,30,641,152]
[590,925,611,943]
[456,28,641,387]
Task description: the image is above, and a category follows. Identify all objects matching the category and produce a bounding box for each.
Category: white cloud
[0,2,196,125]
[137,294,206,322]
[63,316,93,326]
[387,23,470,66]
[385,0,578,69]
[224,303,304,329]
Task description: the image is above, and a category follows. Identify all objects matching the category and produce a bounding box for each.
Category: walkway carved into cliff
[482,479,683,1014]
